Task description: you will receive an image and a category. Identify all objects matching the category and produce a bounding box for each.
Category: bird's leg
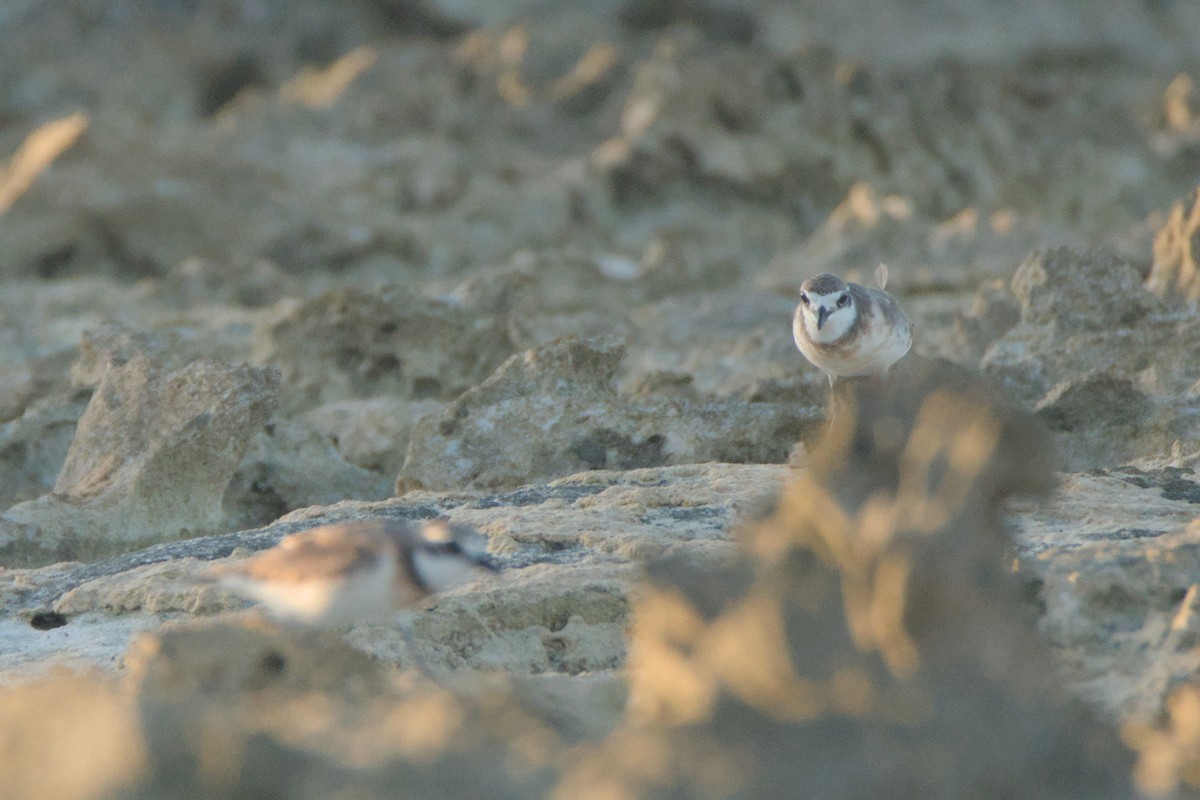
[825,373,838,425]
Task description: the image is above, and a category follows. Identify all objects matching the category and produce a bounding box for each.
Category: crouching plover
[792,264,913,387]
[212,518,498,627]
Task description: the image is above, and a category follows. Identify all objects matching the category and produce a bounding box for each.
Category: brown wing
[229,521,392,583]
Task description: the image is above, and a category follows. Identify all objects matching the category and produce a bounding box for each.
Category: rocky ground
[2,0,1200,798]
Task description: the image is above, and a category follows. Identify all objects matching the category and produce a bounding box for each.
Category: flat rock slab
[0,463,787,682]
[1010,466,1200,720]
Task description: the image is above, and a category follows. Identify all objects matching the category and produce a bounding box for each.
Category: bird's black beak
[475,554,501,572]
[816,307,830,330]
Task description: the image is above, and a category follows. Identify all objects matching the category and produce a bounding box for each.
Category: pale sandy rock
[52,558,235,617]
[0,355,278,566]
[222,418,393,532]
[69,322,189,389]
[0,462,777,683]
[398,336,818,492]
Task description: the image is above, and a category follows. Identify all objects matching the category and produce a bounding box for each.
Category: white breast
[225,556,398,627]
[793,296,911,378]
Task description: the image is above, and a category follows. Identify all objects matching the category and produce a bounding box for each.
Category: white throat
[803,293,855,343]
[412,549,481,593]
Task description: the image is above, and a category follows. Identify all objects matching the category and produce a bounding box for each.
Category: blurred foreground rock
[562,361,1133,800]
[1149,186,1200,305]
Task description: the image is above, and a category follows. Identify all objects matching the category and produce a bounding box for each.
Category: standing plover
[212,518,498,627]
[792,264,913,387]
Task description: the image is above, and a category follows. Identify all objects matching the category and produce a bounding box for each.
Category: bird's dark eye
[837,293,850,307]
[799,292,810,306]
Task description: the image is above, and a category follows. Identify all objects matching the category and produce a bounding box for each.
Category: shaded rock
[126,620,391,701]
[0,355,278,566]
[120,619,558,800]
[1035,372,1154,467]
[1148,185,1200,305]
[950,277,1021,362]
[0,393,89,510]
[755,183,1048,296]
[618,288,811,399]
[1010,246,1157,333]
[253,287,517,414]
[397,336,819,492]
[618,0,758,44]
[222,418,393,532]
[981,247,1200,468]
[301,397,442,476]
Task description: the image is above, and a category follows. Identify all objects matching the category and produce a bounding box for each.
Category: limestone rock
[253,287,517,414]
[0,355,278,566]
[1034,372,1159,467]
[618,288,814,399]
[1010,466,1200,723]
[397,336,819,492]
[981,248,1200,468]
[53,558,233,617]
[0,462,780,682]
[950,277,1021,362]
[0,674,146,800]
[1010,246,1158,334]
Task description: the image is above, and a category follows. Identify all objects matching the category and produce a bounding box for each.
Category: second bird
[792,264,913,388]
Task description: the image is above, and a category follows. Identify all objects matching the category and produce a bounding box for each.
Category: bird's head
[799,273,855,342]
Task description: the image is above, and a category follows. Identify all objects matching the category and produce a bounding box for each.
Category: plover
[792,264,913,387]
[212,518,498,627]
